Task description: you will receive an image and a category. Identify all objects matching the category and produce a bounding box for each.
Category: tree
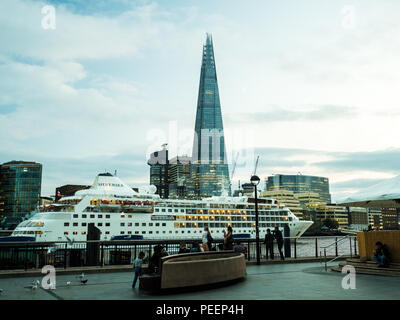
[305,220,323,234]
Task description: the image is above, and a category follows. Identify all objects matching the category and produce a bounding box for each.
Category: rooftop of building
[1,161,42,166]
[169,155,192,164]
[267,174,329,180]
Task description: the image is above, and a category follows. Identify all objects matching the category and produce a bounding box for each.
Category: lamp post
[250,175,261,265]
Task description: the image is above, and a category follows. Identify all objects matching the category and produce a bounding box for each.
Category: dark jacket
[264,233,274,246]
[376,244,390,259]
[148,253,161,274]
[274,230,283,244]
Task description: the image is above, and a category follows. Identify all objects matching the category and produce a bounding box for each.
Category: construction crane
[253,155,260,176]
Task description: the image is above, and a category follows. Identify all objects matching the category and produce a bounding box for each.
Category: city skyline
[1,0,400,201]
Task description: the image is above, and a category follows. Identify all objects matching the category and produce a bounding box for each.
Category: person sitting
[190,241,201,252]
[178,241,189,254]
[233,241,245,254]
[372,241,391,268]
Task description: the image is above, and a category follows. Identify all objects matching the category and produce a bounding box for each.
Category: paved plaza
[0,262,399,300]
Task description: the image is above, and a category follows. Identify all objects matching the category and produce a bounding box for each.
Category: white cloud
[1,0,400,199]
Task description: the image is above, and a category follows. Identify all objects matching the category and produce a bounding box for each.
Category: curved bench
[140,251,246,291]
[162,251,246,289]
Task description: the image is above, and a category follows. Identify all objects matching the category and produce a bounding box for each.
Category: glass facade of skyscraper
[0,161,42,221]
[266,174,331,204]
[187,34,230,199]
[147,148,169,199]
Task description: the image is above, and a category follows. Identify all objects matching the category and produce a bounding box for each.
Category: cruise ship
[8,173,313,242]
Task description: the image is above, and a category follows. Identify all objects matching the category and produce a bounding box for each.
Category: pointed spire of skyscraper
[187,34,231,199]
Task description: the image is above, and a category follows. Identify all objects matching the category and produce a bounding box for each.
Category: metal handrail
[320,235,352,249]
[321,235,356,271]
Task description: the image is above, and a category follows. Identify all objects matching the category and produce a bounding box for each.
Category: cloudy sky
[1,0,400,201]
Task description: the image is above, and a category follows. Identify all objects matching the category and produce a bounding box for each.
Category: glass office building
[147,147,169,198]
[381,208,399,230]
[266,174,331,204]
[0,161,42,221]
[187,34,230,199]
[168,156,192,199]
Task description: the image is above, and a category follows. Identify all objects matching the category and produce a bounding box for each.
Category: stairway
[331,258,400,277]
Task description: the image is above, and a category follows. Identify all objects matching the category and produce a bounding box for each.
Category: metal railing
[320,235,358,271]
[0,236,357,271]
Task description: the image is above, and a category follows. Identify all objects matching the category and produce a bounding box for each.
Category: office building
[381,208,399,230]
[368,208,383,230]
[347,207,369,231]
[266,174,331,203]
[0,161,42,222]
[187,34,231,199]
[147,145,169,198]
[262,190,304,220]
[168,156,192,199]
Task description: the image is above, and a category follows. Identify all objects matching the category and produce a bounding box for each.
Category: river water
[246,236,358,259]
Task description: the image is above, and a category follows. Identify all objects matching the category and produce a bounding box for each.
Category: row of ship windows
[62,222,290,230]
[61,229,278,236]
[72,216,289,222]
[64,222,167,227]
[154,208,284,215]
[174,223,290,228]
[63,221,292,228]
[155,203,276,209]
[71,212,288,219]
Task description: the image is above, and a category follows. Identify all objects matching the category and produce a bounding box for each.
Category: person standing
[273,226,285,260]
[223,226,234,250]
[132,251,145,289]
[206,227,213,251]
[264,228,274,260]
[202,227,210,251]
[148,245,162,274]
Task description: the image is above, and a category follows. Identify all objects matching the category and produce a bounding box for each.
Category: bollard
[350,237,353,258]
[24,244,28,271]
[315,238,318,258]
[100,243,104,267]
[354,237,357,255]
[335,237,338,256]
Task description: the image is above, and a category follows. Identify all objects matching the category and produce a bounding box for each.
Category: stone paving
[0,262,399,300]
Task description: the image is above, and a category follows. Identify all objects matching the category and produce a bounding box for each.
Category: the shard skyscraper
[187,34,231,199]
